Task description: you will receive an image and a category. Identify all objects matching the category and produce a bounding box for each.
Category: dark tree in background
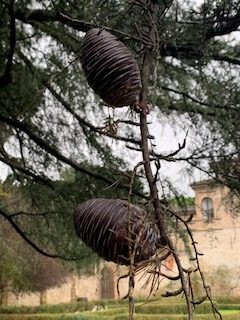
[0,0,240,317]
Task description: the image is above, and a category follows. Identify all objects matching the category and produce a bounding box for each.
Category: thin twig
[166,206,222,319]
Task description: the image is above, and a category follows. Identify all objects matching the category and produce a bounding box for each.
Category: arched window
[201,197,214,222]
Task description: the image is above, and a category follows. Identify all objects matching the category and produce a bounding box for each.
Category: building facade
[188,180,240,296]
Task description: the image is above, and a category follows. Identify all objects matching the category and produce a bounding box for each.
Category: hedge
[219,304,240,310]
[0,297,188,315]
[134,302,217,314]
[0,301,109,315]
[1,297,238,320]
[216,297,240,304]
[0,299,137,315]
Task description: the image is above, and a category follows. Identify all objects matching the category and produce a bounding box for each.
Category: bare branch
[147,270,181,281]
[8,211,48,218]
[166,206,222,319]
[211,53,240,66]
[14,8,147,43]
[0,208,76,261]
[161,86,238,112]
[156,130,189,160]
[0,154,53,187]
[0,141,52,187]
[192,295,208,305]
[162,287,183,297]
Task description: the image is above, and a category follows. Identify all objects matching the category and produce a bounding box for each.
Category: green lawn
[221,309,240,314]
[0,297,240,320]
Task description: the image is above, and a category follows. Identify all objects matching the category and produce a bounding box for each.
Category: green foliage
[0,236,28,293]
[0,62,44,118]
[114,315,240,320]
[169,196,195,207]
[1,295,240,320]
[217,296,240,304]
[2,298,240,320]
[0,298,132,314]
[0,301,95,314]
[1,0,239,197]
[0,165,145,292]
[219,304,240,310]
[4,164,144,259]
[0,226,68,293]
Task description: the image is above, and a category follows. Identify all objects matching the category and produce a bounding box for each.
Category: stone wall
[1,261,172,306]
[3,225,240,307]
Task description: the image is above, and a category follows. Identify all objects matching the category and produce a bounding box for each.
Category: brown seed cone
[80,28,142,107]
[74,198,160,265]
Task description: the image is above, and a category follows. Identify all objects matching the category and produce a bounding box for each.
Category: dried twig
[137,1,193,319]
[166,206,222,319]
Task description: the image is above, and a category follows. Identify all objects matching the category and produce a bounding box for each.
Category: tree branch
[14,6,240,67]
[46,83,141,146]
[0,208,76,261]
[166,207,222,319]
[15,8,145,43]
[211,53,240,66]
[8,211,48,218]
[0,154,53,187]
[18,50,142,147]
[205,11,240,40]
[139,4,167,244]
[161,85,239,112]
[0,114,147,199]
[138,2,193,318]
[0,0,16,87]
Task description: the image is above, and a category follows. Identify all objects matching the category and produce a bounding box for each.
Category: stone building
[1,179,240,306]
[188,180,240,296]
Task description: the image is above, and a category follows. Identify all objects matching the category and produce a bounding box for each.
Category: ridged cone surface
[80,28,142,107]
[74,198,159,265]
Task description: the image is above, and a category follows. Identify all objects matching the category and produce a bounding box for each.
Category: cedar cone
[80,28,142,107]
[74,198,160,265]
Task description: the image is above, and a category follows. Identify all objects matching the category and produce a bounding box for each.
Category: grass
[221,309,240,314]
[0,296,240,320]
